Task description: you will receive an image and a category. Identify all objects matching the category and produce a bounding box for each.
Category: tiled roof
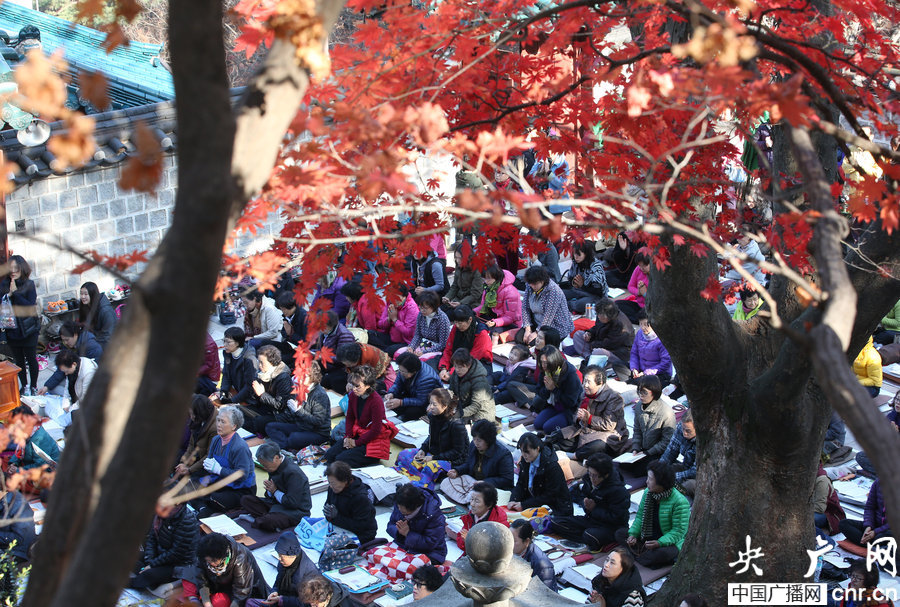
[0,2,174,108]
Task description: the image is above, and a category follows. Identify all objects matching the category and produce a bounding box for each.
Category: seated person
[246,531,318,607]
[853,336,883,398]
[313,272,350,320]
[550,453,630,550]
[197,331,222,396]
[856,392,900,475]
[823,410,847,460]
[615,460,690,569]
[242,290,284,350]
[448,348,495,423]
[875,297,900,345]
[130,501,199,590]
[442,419,515,503]
[732,287,763,321]
[370,285,419,356]
[813,462,845,537]
[323,461,377,543]
[493,344,536,405]
[437,306,493,377]
[384,353,442,421]
[341,280,380,332]
[629,375,676,475]
[216,327,259,405]
[659,410,697,497]
[568,298,635,381]
[245,345,294,433]
[839,478,891,547]
[443,242,485,311]
[37,320,102,396]
[721,232,766,287]
[574,366,630,460]
[396,388,469,483]
[298,575,352,607]
[603,232,637,290]
[386,483,447,565]
[265,363,331,451]
[411,564,444,600]
[323,366,392,468]
[0,488,36,562]
[617,254,650,323]
[336,342,396,394]
[53,349,98,408]
[315,311,357,394]
[411,250,448,297]
[240,442,311,532]
[519,265,574,347]
[836,559,893,607]
[275,291,308,364]
[454,481,509,552]
[403,291,451,362]
[174,395,218,478]
[190,406,257,518]
[509,432,573,515]
[589,547,646,607]
[474,264,522,338]
[6,405,60,472]
[561,240,608,314]
[629,310,672,387]
[504,327,561,407]
[182,532,269,606]
[530,345,581,433]
[511,519,557,591]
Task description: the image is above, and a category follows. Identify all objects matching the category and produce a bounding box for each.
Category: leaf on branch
[690,242,708,258]
[234,23,274,59]
[700,273,723,301]
[404,102,449,146]
[626,84,652,118]
[672,234,685,246]
[47,114,96,170]
[880,198,899,234]
[15,50,68,119]
[317,345,335,367]
[119,120,163,193]
[79,70,110,111]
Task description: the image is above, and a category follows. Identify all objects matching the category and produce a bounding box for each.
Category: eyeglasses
[639,389,652,396]
[412,581,426,588]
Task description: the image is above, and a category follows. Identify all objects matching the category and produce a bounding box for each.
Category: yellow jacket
[853,337,883,387]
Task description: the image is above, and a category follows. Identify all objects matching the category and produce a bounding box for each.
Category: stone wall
[5,153,283,305]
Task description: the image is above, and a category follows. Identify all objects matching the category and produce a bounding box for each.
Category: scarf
[483,282,500,310]
[259,361,289,383]
[640,489,672,541]
[742,300,757,314]
[452,322,477,352]
[275,554,304,596]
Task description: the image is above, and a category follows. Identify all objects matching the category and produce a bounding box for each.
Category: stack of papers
[498,424,528,451]
[560,561,602,591]
[613,452,646,464]
[495,405,527,423]
[834,476,874,506]
[200,514,247,537]
[236,428,254,439]
[324,565,385,592]
[355,466,405,501]
[394,419,430,446]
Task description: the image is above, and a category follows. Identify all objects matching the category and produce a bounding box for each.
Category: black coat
[141,506,199,569]
[221,346,259,405]
[422,414,468,467]
[266,458,312,524]
[275,551,319,607]
[81,293,118,347]
[282,307,308,345]
[275,383,331,438]
[455,442,514,489]
[187,535,269,603]
[571,468,630,528]
[257,364,294,414]
[595,566,646,607]
[0,277,39,343]
[325,477,377,543]
[586,309,635,362]
[512,446,573,515]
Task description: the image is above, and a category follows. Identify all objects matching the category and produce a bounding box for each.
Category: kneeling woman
[396,388,468,487]
[323,366,395,468]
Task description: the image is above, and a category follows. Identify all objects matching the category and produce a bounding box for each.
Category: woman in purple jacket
[839,479,891,547]
[386,483,447,565]
[629,309,672,387]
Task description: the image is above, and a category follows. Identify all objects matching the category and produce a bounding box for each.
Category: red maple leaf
[700,274,723,301]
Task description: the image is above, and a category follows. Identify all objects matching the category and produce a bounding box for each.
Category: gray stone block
[81,224,98,244]
[134,213,149,232]
[52,212,72,230]
[85,169,105,185]
[77,185,99,205]
[5,202,19,222]
[28,179,49,197]
[39,194,58,214]
[21,199,39,217]
[91,204,109,221]
[110,238,126,256]
[48,273,65,293]
[71,206,91,226]
[126,197,144,214]
[110,198,126,217]
[149,209,167,228]
[98,221,115,240]
[67,273,82,288]
[116,216,134,234]
[47,176,68,193]
[67,173,84,188]
[159,188,175,208]
[59,189,77,209]
[97,181,116,202]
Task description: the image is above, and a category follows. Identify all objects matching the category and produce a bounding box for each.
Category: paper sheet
[200,514,247,537]
[614,451,647,464]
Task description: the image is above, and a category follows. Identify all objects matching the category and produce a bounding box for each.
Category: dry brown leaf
[116,0,143,22]
[119,120,163,193]
[47,113,96,170]
[102,23,131,54]
[15,50,68,119]
[79,70,110,111]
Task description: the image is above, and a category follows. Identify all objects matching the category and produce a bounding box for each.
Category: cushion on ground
[635,560,673,585]
[837,539,868,557]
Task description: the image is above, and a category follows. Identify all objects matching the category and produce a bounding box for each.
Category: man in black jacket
[568,298,634,379]
[549,453,630,550]
[240,442,311,532]
[182,533,269,605]
[131,503,199,589]
[276,291,307,365]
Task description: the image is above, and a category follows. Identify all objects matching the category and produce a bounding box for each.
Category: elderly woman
[190,405,257,518]
[403,291,451,362]
[630,376,676,476]
[130,500,199,590]
[453,481,509,552]
[574,366,630,460]
[442,419,514,504]
[518,265,573,346]
[245,344,294,433]
[448,348,496,423]
[396,388,469,487]
[443,242,485,310]
[217,326,259,406]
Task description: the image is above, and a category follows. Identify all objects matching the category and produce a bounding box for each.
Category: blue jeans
[534,409,568,433]
[265,422,328,450]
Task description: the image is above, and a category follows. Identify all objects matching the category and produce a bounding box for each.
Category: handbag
[296,517,332,552]
[0,296,16,330]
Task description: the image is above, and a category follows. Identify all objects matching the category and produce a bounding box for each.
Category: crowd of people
[1,207,897,607]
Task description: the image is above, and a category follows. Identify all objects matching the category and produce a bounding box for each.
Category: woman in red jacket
[323,366,395,467]
[453,481,509,552]
[437,306,493,380]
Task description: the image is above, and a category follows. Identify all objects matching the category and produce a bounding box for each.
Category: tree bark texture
[21,0,346,605]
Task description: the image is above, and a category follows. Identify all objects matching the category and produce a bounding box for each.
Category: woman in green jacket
[615,460,690,569]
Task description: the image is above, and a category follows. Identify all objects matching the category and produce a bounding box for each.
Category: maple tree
[4,0,900,604]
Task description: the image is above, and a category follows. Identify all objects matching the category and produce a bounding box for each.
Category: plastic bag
[0,296,16,330]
